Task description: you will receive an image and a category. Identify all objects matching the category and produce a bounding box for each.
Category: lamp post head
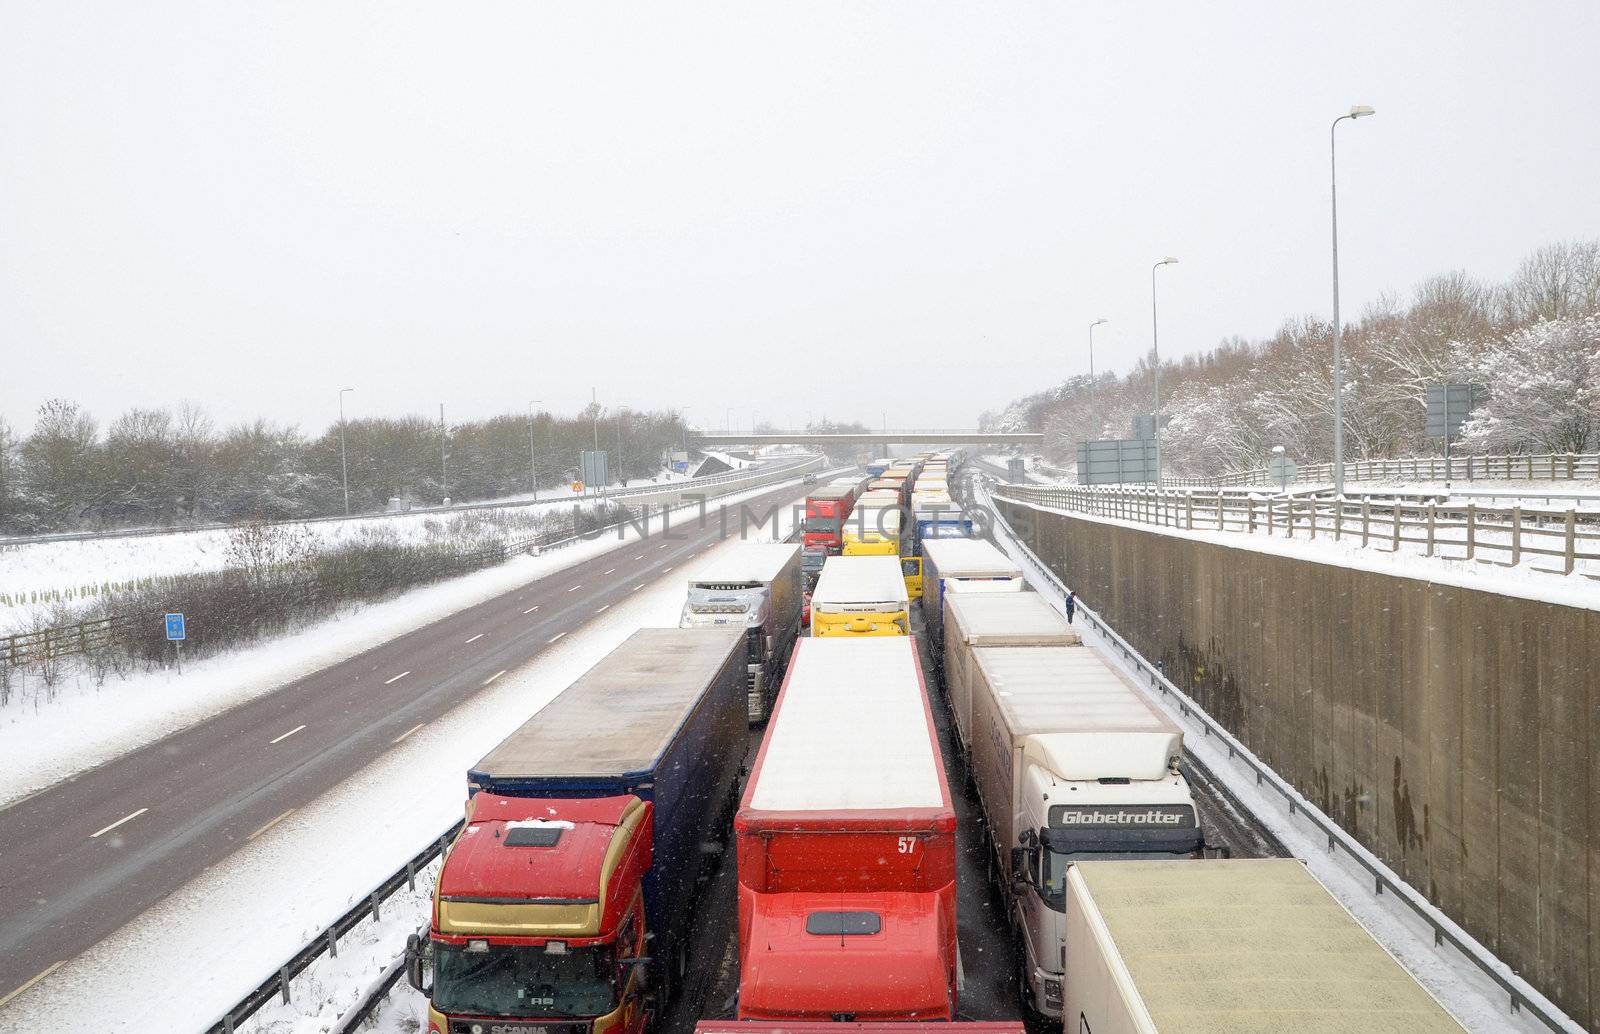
[1157,256,1178,267]
[1091,318,1108,328]
[1349,105,1376,119]
[1272,445,1286,455]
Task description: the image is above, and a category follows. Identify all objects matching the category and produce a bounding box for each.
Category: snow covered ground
[0,475,816,811]
[0,504,800,1032]
[980,483,1583,1034]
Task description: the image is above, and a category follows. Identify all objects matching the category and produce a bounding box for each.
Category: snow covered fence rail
[203,823,461,1034]
[1164,450,1600,489]
[0,614,133,668]
[993,482,1600,576]
[981,488,1581,1034]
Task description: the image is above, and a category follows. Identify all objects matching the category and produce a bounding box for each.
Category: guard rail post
[1511,506,1523,566]
[1565,510,1576,574]
[1466,503,1477,560]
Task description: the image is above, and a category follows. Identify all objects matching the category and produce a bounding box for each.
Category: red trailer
[803,484,857,553]
[735,636,958,1021]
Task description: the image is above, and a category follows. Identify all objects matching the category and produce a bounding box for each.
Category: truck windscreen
[433,942,617,1019]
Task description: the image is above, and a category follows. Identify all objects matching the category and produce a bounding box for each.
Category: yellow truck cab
[809,555,910,636]
[842,495,904,557]
[900,555,923,599]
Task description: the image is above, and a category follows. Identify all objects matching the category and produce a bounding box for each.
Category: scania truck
[965,644,1204,1019]
[735,636,959,1021]
[407,628,747,1034]
[679,542,803,722]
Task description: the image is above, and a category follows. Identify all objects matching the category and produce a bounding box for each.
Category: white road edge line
[392,722,426,743]
[464,633,485,644]
[548,632,567,644]
[523,605,540,614]
[90,808,148,839]
[247,809,295,841]
[483,670,507,686]
[0,960,65,1007]
[384,671,410,684]
[269,724,307,745]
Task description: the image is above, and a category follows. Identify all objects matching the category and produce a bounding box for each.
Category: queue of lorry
[404,451,1466,1034]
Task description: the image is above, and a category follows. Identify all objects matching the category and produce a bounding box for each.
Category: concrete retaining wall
[996,498,1598,1030]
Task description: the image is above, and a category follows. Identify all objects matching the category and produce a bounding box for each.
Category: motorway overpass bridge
[691,430,1042,448]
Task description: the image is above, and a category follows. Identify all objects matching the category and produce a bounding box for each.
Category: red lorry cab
[735,636,958,1021]
[803,485,856,553]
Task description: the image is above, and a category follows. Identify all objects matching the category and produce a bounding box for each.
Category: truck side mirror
[405,931,433,996]
[1009,847,1032,893]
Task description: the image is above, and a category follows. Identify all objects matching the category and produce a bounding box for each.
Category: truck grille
[448,1021,591,1034]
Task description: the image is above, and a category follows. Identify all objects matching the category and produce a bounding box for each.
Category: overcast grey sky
[4,2,1598,436]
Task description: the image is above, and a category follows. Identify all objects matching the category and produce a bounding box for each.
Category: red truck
[734,635,959,1021]
[802,484,856,553]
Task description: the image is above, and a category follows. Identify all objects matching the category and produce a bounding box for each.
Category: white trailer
[810,554,909,636]
[679,542,803,722]
[967,644,1202,1018]
[920,537,1024,640]
[941,592,1077,755]
[1063,859,1468,1033]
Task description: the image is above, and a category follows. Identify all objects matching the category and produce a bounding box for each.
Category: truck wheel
[1013,932,1045,1024]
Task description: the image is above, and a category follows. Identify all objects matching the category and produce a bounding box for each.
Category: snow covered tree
[1457,315,1600,453]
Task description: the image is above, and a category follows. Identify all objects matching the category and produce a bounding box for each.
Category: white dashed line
[247,809,295,841]
[567,584,582,592]
[596,605,609,613]
[663,566,673,573]
[483,670,508,686]
[658,544,669,550]
[633,555,645,560]
[634,584,646,592]
[269,724,307,745]
[0,961,64,1006]
[91,808,148,839]
[384,671,410,684]
[523,605,540,614]
[603,568,616,575]
[464,633,485,644]
[548,632,567,644]
[392,722,426,743]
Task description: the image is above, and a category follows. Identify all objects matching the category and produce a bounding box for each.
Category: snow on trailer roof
[923,537,1021,577]
[947,593,1076,643]
[1070,859,1468,1032]
[812,555,909,608]
[973,645,1176,736]
[473,628,743,780]
[749,637,946,811]
[687,541,800,585]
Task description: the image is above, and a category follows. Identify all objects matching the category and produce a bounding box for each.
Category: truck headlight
[1044,974,1063,1007]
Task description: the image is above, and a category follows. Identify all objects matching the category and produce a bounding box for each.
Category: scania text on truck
[735,636,959,1021]
[1063,859,1468,1032]
[406,628,747,1034]
[966,644,1204,1018]
[810,554,909,637]
[679,542,803,723]
[920,538,1024,653]
[940,591,1076,752]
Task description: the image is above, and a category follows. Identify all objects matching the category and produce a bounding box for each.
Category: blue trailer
[424,627,748,1025]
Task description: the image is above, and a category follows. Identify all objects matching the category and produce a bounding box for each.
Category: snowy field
[977,486,1582,1034]
[0,503,800,1031]
[0,476,816,811]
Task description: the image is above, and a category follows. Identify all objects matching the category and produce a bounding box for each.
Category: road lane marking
[464,633,485,644]
[91,808,148,839]
[523,605,539,614]
[483,670,507,686]
[384,671,410,684]
[596,605,609,613]
[548,632,567,644]
[392,722,426,743]
[0,961,64,1006]
[247,809,295,841]
[658,544,669,550]
[269,724,307,745]
[633,555,644,560]
[566,584,582,592]
[663,566,673,573]
[634,584,646,592]
[603,568,616,575]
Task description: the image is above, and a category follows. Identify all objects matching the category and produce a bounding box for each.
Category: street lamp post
[527,400,543,500]
[337,387,355,515]
[1150,258,1178,482]
[1088,318,1108,380]
[1330,104,1375,499]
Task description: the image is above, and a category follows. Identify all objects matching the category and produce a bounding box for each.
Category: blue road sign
[164,613,186,641]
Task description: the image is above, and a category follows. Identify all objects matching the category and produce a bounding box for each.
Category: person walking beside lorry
[1064,589,1076,624]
